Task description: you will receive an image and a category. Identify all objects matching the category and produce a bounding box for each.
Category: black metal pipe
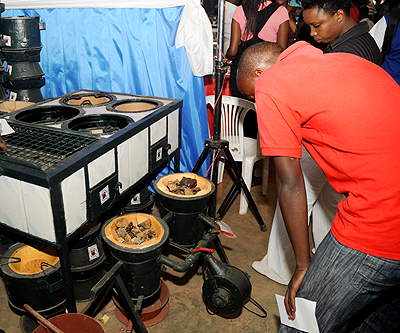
[161,211,174,224]
[158,217,220,272]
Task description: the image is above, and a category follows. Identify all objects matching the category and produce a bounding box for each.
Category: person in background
[237,41,400,333]
[223,0,240,54]
[252,0,382,285]
[0,135,6,153]
[275,0,306,45]
[377,0,400,21]
[226,0,289,97]
[350,1,360,21]
[370,8,400,84]
[225,0,289,142]
[301,0,381,58]
[359,5,374,29]
[367,0,376,20]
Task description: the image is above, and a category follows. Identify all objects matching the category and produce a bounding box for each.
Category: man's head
[300,0,353,43]
[237,42,283,100]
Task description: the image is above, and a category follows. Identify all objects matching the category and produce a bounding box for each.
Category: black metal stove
[0,89,182,312]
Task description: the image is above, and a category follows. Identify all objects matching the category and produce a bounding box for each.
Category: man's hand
[284,264,310,320]
[0,135,7,153]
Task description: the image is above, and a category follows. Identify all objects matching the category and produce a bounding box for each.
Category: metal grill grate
[0,121,99,170]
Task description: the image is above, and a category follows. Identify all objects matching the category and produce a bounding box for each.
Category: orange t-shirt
[256,41,400,260]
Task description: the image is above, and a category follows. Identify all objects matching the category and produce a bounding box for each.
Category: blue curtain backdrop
[4,7,209,176]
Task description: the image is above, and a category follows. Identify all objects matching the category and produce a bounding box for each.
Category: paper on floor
[276,294,319,333]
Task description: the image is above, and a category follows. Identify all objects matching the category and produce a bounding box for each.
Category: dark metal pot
[1,16,45,50]
[7,61,44,80]
[9,87,44,102]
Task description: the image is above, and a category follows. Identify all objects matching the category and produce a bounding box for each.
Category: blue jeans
[278,231,400,333]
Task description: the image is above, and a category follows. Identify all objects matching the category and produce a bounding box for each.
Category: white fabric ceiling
[4,0,187,9]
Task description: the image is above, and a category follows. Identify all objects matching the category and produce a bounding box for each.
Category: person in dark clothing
[301,0,382,64]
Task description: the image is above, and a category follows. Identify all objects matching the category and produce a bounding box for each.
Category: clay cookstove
[102,213,169,299]
[154,173,215,247]
[0,243,65,315]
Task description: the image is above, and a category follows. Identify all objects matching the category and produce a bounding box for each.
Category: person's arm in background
[277,20,289,48]
[0,135,7,153]
[226,19,241,59]
[289,17,297,33]
[273,156,310,319]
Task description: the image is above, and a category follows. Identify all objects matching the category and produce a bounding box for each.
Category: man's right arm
[273,156,310,320]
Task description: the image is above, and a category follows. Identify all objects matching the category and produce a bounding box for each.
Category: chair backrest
[205,95,258,160]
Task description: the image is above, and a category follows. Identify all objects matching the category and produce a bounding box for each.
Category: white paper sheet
[276,294,320,333]
[0,119,15,135]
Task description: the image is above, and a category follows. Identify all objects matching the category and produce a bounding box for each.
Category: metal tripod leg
[193,139,267,232]
[89,261,149,333]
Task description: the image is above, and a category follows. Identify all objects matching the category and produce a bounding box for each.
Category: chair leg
[262,156,269,196]
[239,157,255,215]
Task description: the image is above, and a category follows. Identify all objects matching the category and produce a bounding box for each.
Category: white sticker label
[99,185,110,205]
[131,192,141,205]
[88,244,100,261]
[7,64,12,75]
[3,35,11,47]
[156,147,162,162]
[9,91,17,101]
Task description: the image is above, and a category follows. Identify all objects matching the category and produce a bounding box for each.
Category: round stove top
[60,92,116,107]
[107,98,163,113]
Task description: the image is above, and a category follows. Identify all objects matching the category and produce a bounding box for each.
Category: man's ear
[255,68,263,77]
[336,9,345,23]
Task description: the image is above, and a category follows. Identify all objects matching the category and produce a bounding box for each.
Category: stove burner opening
[64,114,133,135]
[14,105,82,125]
[60,92,116,107]
[104,213,165,249]
[108,99,163,113]
[155,173,213,198]
[8,245,59,275]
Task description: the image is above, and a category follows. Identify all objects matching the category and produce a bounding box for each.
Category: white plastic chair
[206,95,269,215]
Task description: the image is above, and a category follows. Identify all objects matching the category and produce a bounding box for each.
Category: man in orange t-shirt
[237,41,400,332]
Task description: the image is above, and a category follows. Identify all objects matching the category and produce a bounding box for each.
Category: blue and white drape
[4,5,210,175]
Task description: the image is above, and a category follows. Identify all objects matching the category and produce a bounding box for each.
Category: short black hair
[300,0,352,15]
[238,42,283,78]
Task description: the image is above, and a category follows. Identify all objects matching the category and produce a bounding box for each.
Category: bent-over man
[237,41,400,333]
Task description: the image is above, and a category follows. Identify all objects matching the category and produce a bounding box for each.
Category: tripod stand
[193,0,267,232]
